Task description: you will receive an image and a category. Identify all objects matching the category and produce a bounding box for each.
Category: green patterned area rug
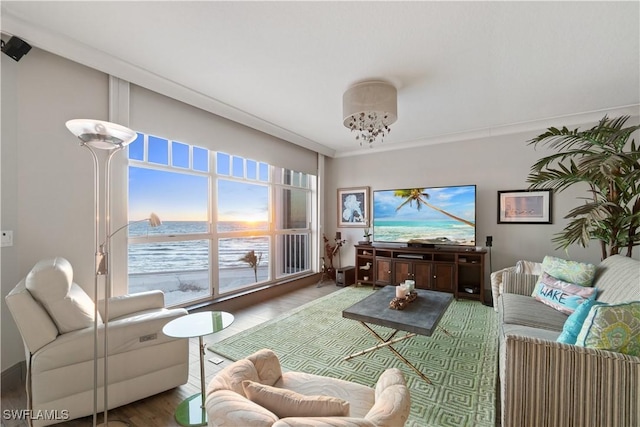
[208,286,498,427]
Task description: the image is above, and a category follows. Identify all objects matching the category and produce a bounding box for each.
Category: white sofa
[5,257,190,426]
[206,348,412,426]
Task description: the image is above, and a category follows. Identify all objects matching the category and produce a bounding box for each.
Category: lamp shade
[343,81,397,145]
[343,81,398,124]
[66,119,137,150]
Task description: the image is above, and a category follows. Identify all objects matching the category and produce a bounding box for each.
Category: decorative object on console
[337,187,369,227]
[527,115,640,259]
[343,80,397,146]
[497,189,552,224]
[362,221,372,243]
[66,119,152,427]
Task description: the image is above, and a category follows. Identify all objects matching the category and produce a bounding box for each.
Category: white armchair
[5,257,190,426]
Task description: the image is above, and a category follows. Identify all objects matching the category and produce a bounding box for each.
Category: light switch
[1,230,13,247]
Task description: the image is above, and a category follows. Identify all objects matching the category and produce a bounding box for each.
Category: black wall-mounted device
[486,236,493,247]
[1,36,32,62]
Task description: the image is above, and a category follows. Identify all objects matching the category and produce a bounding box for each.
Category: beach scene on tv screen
[373,186,476,246]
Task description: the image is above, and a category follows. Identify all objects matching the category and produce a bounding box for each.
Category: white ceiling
[2,1,639,157]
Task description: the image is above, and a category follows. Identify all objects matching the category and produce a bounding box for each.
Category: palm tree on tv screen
[394,189,475,228]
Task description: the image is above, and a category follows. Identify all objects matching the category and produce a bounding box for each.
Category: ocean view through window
[128,133,315,306]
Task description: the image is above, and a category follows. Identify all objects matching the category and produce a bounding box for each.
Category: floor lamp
[65,119,137,427]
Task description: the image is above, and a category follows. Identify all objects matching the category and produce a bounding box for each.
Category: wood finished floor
[1,281,341,427]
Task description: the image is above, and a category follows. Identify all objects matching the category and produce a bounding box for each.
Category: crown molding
[1,11,336,158]
[334,104,640,158]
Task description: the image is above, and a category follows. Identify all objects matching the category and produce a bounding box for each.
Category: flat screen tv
[372,185,476,246]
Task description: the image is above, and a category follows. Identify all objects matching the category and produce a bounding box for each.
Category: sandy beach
[129,265,270,306]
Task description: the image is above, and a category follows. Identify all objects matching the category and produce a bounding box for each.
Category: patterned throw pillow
[242,380,350,418]
[575,301,640,356]
[532,255,597,297]
[557,299,602,344]
[533,272,598,315]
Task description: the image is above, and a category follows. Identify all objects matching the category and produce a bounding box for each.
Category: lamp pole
[67,119,136,427]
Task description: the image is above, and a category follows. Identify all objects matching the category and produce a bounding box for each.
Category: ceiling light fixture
[343,80,397,147]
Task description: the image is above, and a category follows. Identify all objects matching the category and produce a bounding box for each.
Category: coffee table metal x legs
[344,321,432,384]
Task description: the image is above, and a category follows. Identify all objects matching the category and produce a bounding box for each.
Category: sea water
[128,221,270,274]
[372,219,475,244]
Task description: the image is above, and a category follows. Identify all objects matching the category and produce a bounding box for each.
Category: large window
[128,133,315,306]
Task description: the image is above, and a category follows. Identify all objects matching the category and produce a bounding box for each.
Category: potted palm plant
[527,115,640,259]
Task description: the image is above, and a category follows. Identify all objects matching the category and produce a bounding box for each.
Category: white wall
[324,131,625,288]
[1,48,109,371]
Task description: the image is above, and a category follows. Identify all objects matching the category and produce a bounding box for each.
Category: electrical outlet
[485,236,493,247]
[1,230,13,247]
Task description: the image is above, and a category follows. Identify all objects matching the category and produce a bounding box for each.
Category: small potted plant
[363,227,372,243]
[361,218,372,244]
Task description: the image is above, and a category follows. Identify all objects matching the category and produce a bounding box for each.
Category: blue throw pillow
[557,298,602,344]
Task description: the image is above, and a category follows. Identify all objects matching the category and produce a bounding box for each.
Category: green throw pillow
[532,255,597,297]
[575,301,640,356]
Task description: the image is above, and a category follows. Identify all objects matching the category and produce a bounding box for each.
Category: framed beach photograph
[498,189,552,224]
[338,187,369,227]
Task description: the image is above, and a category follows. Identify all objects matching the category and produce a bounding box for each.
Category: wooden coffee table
[342,286,453,383]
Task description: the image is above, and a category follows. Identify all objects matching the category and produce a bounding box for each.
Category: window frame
[126,133,316,307]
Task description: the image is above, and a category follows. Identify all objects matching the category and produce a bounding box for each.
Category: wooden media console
[354,244,486,303]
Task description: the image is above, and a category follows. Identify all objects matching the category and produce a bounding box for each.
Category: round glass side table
[162,311,234,427]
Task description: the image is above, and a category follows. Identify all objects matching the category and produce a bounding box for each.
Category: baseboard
[1,360,26,393]
[191,273,320,313]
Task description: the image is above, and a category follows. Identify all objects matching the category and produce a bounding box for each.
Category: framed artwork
[337,187,369,227]
[498,189,553,224]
